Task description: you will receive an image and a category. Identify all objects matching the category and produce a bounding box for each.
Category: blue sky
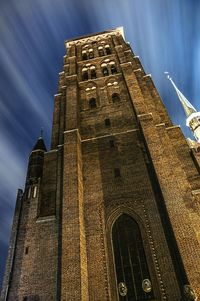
[0,0,200,287]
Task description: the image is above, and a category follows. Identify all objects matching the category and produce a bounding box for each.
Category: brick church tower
[1,27,200,301]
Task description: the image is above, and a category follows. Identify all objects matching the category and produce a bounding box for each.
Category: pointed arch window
[112,93,120,103]
[112,214,154,300]
[89,98,97,109]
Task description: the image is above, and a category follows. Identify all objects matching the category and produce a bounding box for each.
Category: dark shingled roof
[32,137,47,152]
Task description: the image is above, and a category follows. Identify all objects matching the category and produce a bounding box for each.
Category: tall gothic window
[112,214,154,301]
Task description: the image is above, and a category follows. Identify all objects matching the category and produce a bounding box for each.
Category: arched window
[110,62,117,74]
[112,214,154,300]
[90,66,96,79]
[101,63,109,76]
[89,98,97,109]
[98,46,104,57]
[82,67,88,81]
[89,48,94,59]
[82,50,88,60]
[112,93,120,103]
[105,44,112,55]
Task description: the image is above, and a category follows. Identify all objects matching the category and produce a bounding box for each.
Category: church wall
[4,180,58,301]
[82,129,181,299]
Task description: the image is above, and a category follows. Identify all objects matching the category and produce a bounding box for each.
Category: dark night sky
[0,0,200,287]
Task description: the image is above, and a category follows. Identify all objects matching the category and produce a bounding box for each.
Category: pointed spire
[165,72,200,143]
[165,72,196,117]
[32,137,47,152]
[32,128,47,152]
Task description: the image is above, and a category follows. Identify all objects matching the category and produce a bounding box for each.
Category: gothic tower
[1,27,200,301]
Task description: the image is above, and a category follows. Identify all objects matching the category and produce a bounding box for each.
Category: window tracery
[112,214,154,300]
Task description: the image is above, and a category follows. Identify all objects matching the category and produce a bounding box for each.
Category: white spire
[165,72,200,143]
[165,72,196,117]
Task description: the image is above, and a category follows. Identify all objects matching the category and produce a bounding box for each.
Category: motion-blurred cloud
[0,0,199,287]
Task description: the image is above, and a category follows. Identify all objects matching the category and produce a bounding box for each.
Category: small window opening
[105,118,111,127]
[114,168,121,178]
[82,71,88,81]
[25,247,29,255]
[109,140,115,148]
[111,64,117,74]
[89,98,97,109]
[98,47,104,57]
[91,69,97,79]
[23,297,28,301]
[89,50,94,59]
[82,52,88,60]
[112,93,120,103]
[105,45,112,55]
[102,66,109,76]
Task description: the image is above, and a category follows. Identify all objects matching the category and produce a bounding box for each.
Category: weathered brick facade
[1,27,200,301]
